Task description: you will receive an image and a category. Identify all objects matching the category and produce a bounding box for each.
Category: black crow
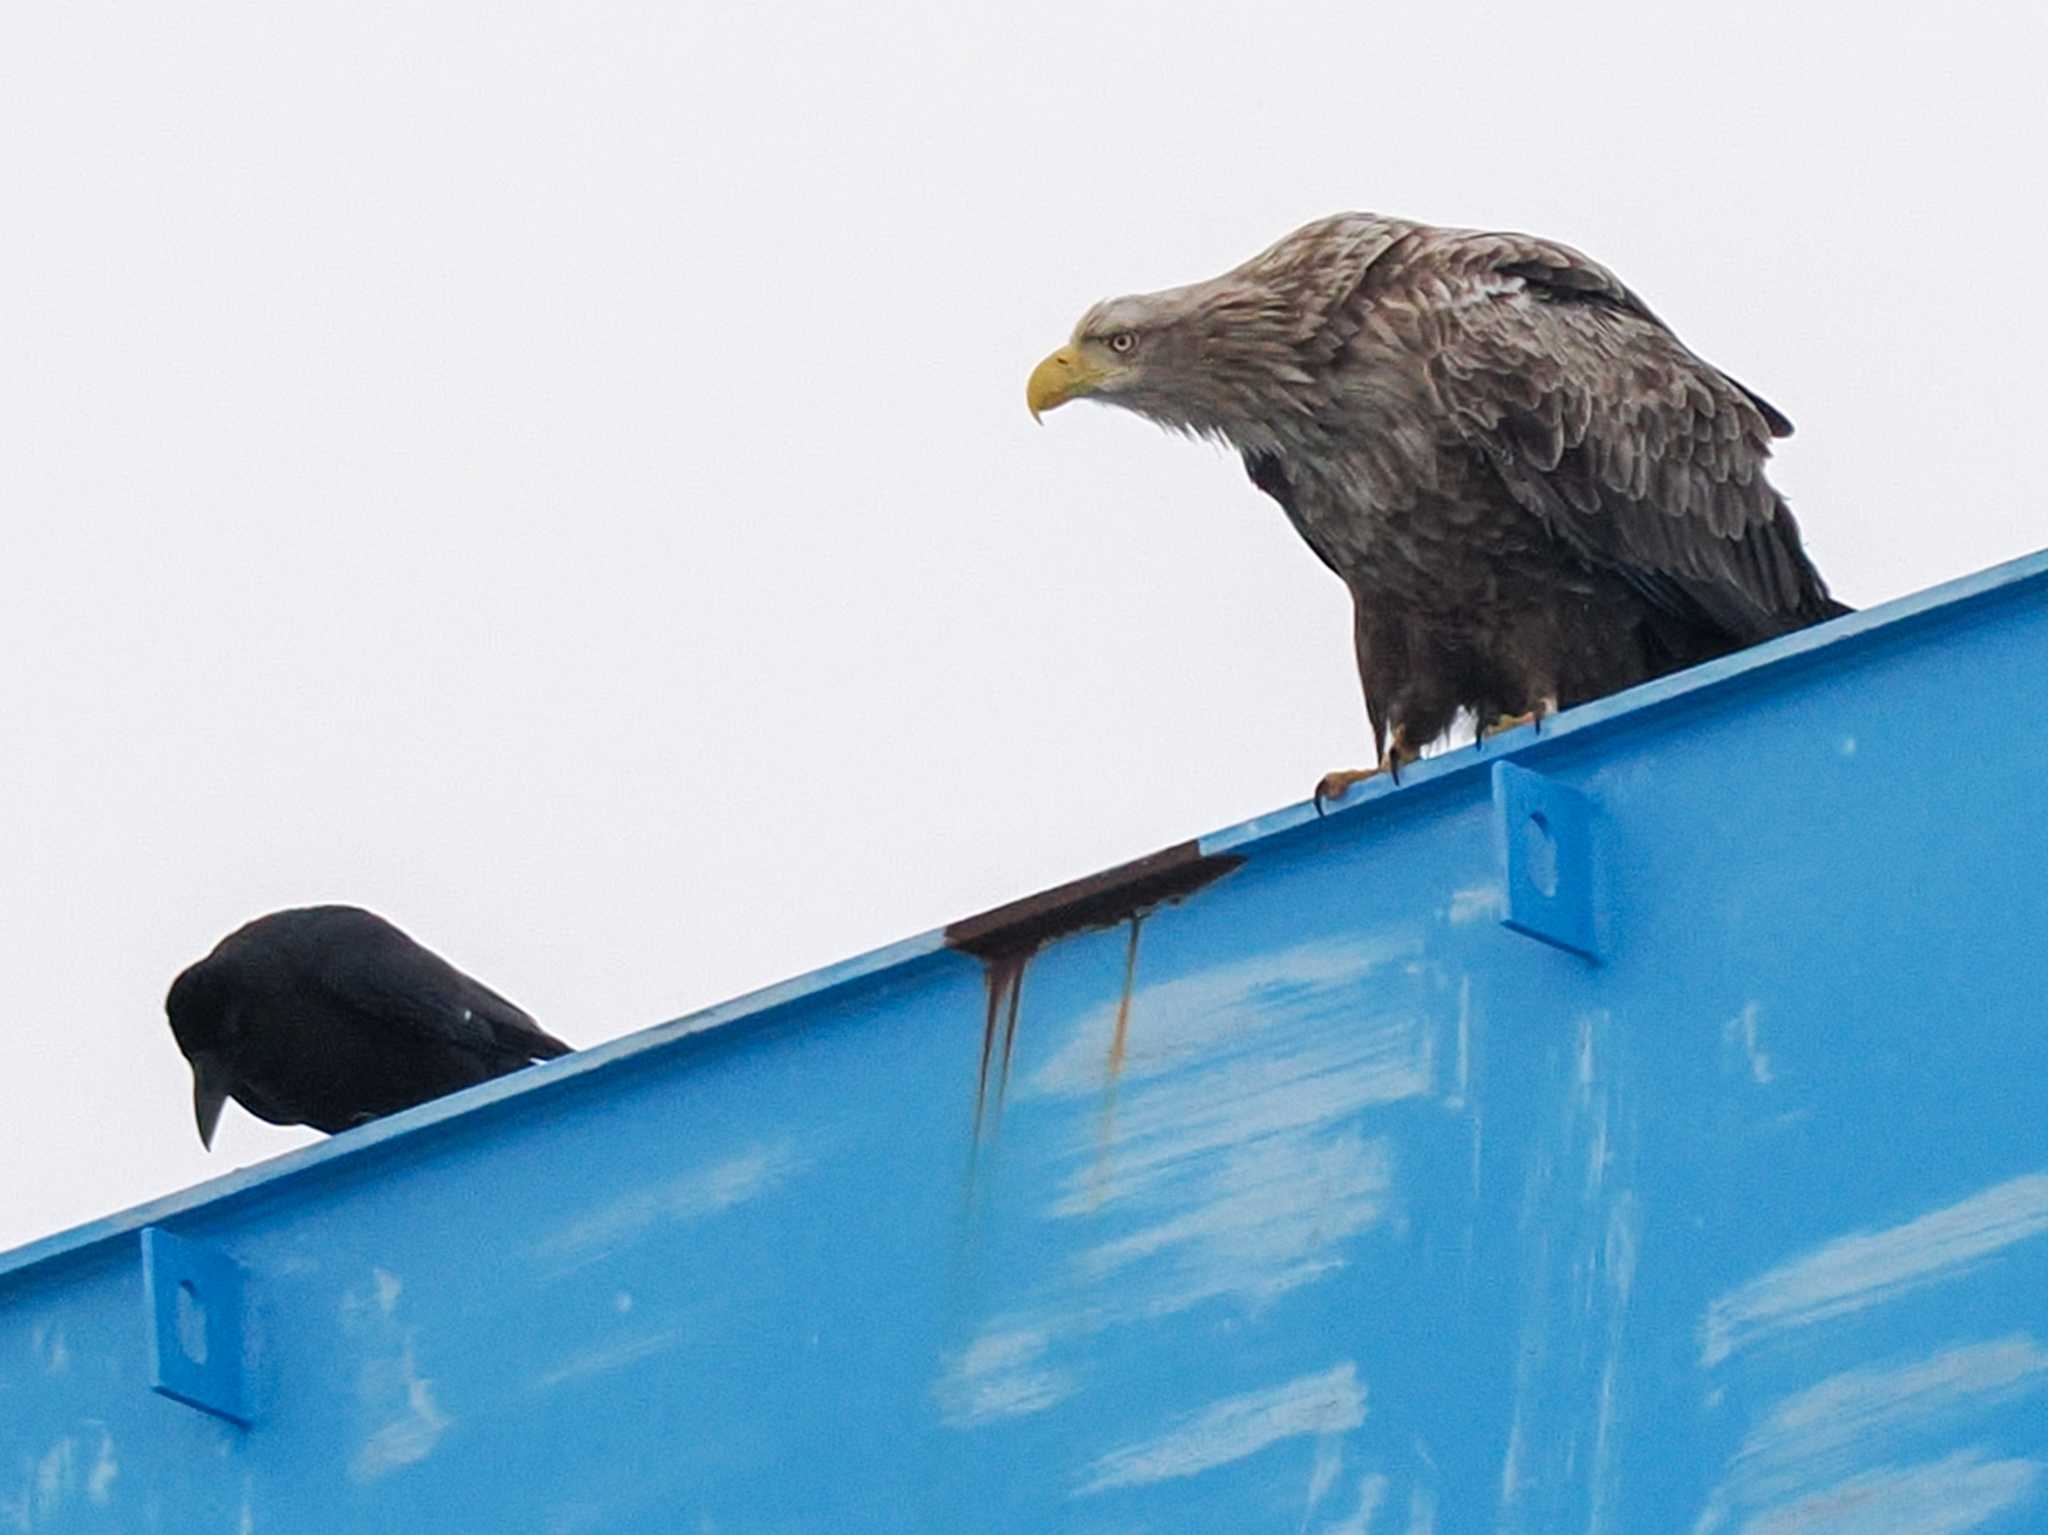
[165,905,572,1148]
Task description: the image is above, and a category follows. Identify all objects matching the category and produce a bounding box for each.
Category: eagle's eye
[1107,331,1138,355]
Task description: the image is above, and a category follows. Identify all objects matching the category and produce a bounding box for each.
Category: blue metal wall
[7,553,2048,1533]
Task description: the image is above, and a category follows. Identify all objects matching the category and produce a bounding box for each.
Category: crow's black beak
[191,1057,230,1150]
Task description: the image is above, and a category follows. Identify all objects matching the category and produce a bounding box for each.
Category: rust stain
[1087,913,1148,1208]
[971,952,1028,1143]
[948,840,1242,1146]
[946,841,1243,963]
[1105,914,1145,1083]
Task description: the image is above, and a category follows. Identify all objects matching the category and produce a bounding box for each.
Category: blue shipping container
[5,551,2048,1532]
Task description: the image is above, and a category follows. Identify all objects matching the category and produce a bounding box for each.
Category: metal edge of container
[5,545,2043,1287]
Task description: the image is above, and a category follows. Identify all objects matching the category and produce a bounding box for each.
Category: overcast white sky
[2,2,2041,1253]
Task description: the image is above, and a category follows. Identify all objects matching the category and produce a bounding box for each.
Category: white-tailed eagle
[1029,214,1846,799]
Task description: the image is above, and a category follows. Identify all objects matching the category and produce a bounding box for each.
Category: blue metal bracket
[1492,762,1600,961]
[141,1226,250,1424]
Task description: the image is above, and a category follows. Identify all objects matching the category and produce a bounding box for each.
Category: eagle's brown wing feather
[1417,232,1843,642]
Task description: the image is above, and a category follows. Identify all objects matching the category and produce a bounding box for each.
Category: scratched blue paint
[6,550,2048,1533]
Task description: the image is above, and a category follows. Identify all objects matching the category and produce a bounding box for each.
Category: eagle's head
[1026,213,1408,449]
[1026,282,1295,445]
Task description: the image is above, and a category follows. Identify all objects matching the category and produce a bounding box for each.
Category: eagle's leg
[1478,694,1559,743]
[1382,723,1420,775]
[1313,724,1419,808]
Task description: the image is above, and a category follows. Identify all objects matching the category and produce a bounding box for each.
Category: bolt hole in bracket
[1492,761,1600,961]
[141,1226,250,1424]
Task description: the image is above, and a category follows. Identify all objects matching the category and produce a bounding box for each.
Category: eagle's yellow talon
[1314,767,1381,805]
[1315,727,1418,806]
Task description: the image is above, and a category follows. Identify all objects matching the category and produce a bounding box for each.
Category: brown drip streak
[1084,911,1149,1207]
[948,841,1243,1142]
[970,951,1028,1143]
[1105,914,1144,1083]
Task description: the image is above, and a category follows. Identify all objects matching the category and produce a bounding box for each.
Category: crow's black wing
[303,906,571,1067]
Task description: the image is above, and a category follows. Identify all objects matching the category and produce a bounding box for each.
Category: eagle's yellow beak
[1027,345,1110,422]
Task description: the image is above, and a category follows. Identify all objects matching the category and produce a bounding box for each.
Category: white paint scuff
[934,1328,1077,1429]
[1739,1449,2041,1535]
[541,1139,808,1259]
[1320,1473,1388,1535]
[1301,1430,1346,1529]
[30,1321,69,1376]
[1745,1337,2048,1487]
[941,933,1436,1442]
[1445,977,1472,1111]
[85,1429,116,1506]
[1694,1336,2048,1534]
[537,1329,689,1392]
[1028,937,1423,1100]
[1701,1173,2048,1367]
[1075,1362,1366,1496]
[33,1438,74,1523]
[1725,1003,1775,1086]
[1446,884,1502,925]
[1076,1128,1394,1316]
[352,1338,450,1482]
